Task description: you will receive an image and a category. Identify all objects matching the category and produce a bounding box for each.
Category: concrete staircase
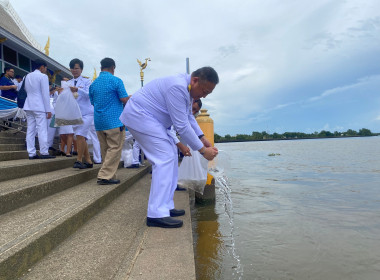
[0,132,28,161]
[0,131,152,280]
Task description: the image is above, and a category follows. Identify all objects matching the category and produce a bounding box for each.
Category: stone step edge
[0,164,151,280]
[0,138,25,144]
[0,157,77,182]
[0,166,100,215]
[0,132,26,139]
[0,144,26,151]
[0,151,29,162]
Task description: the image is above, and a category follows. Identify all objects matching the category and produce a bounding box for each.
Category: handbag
[49,114,56,128]
[17,74,29,108]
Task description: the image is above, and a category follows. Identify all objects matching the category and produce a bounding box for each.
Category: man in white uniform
[126,140,141,168]
[68,59,94,169]
[23,60,55,159]
[120,66,219,228]
[87,120,102,164]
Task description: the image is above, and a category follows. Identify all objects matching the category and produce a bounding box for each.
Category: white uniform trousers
[88,123,101,163]
[127,126,178,218]
[25,110,49,156]
[47,124,57,148]
[132,140,140,165]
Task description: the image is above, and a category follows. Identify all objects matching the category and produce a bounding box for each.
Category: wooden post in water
[196,109,216,204]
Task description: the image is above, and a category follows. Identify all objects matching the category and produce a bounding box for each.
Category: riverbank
[215,134,379,143]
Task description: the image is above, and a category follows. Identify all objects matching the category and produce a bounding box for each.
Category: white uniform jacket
[23,69,51,113]
[120,73,203,151]
[68,76,93,116]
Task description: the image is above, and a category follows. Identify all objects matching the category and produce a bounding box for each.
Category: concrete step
[0,151,28,161]
[127,189,196,280]
[0,144,26,151]
[20,174,196,280]
[0,157,76,182]
[0,149,65,162]
[20,173,152,280]
[0,142,58,152]
[0,164,101,215]
[0,137,25,144]
[0,165,151,280]
[0,131,25,139]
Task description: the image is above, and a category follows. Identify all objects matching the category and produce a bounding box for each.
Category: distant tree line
[214,128,379,143]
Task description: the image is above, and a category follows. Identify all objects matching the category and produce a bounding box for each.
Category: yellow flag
[44,36,50,56]
[93,67,97,81]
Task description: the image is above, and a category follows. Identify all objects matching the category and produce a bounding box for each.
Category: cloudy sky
[10,0,380,136]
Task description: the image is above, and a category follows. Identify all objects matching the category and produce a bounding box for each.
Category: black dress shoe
[73,161,93,169]
[126,163,140,169]
[58,151,66,156]
[97,179,120,185]
[175,185,187,191]
[29,154,40,160]
[40,154,56,159]
[72,151,78,156]
[83,162,93,168]
[73,161,85,169]
[170,209,185,217]
[146,217,183,228]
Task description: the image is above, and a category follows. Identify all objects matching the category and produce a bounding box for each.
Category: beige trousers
[96,127,125,180]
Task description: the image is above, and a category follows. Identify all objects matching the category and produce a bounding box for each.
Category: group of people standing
[22,58,128,186]
[1,58,219,229]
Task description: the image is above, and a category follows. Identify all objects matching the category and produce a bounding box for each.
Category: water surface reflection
[193,137,380,280]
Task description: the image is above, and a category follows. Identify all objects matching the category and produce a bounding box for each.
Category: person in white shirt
[87,119,102,164]
[126,140,141,168]
[120,66,219,228]
[23,59,55,159]
[47,85,59,150]
[13,75,23,91]
[174,98,203,191]
[68,58,94,169]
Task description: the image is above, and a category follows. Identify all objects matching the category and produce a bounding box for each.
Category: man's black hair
[4,67,13,73]
[34,59,47,69]
[191,66,219,84]
[194,99,202,109]
[100,57,116,70]
[69,58,84,70]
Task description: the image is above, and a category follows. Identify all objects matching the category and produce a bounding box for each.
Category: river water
[192,136,380,280]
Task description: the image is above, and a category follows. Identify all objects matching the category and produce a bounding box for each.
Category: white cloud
[308,75,380,102]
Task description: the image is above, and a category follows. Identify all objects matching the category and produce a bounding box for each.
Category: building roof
[0,0,42,51]
[0,0,72,77]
